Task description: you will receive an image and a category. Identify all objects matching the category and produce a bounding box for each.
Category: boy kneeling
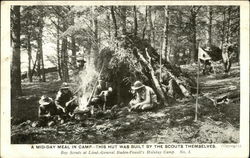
[129,81,158,111]
[38,95,58,126]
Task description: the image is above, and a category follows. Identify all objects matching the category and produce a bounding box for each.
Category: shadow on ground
[11,64,240,144]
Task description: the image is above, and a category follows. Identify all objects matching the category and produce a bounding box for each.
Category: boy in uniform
[38,95,58,126]
[88,79,113,111]
[55,82,78,120]
[129,81,158,111]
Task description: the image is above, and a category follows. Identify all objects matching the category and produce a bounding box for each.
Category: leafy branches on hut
[94,34,196,105]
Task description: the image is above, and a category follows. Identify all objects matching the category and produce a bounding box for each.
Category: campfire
[76,64,98,111]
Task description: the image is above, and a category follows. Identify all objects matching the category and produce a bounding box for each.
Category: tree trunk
[152,9,157,47]
[61,20,69,82]
[190,9,197,63]
[148,6,155,46]
[121,6,127,35]
[61,37,69,82]
[36,15,46,82]
[91,6,99,64]
[57,17,62,80]
[31,53,38,78]
[39,23,46,82]
[11,6,22,96]
[221,8,226,49]
[37,43,41,81]
[35,8,46,82]
[208,6,212,47]
[107,13,111,38]
[142,6,148,40]
[71,36,77,67]
[110,6,118,38]
[117,6,127,104]
[162,6,169,62]
[27,33,32,82]
[226,6,231,43]
[25,16,33,82]
[35,15,45,82]
[71,17,77,68]
[176,11,184,64]
[133,6,138,36]
[93,19,98,49]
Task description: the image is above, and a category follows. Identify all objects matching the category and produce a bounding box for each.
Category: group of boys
[38,82,77,125]
[38,79,114,126]
[38,80,158,126]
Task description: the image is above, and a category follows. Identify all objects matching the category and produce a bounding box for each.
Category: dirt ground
[11,64,240,144]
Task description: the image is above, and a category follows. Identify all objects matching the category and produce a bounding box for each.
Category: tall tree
[148,6,155,46]
[120,6,127,35]
[11,6,22,96]
[226,6,231,43]
[221,7,226,49]
[71,36,77,67]
[142,6,148,39]
[21,6,34,82]
[20,6,39,82]
[71,42,77,69]
[110,6,118,38]
[61,22,69,82]
[51,6,71,81]
[27,27,32,82]
[91,6,99,63]
[56,15,62,80]
[37,11,46,82]
[189,6,201,63]
[133,6,138,36]
[68,7,77,68]
[161,6,170,62]
[117,6,127,103]
[23,13,33,82]
[207,6,213,47]
[107,12,111,38]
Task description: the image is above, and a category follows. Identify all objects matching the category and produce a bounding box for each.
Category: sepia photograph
[10,4,241,144]
[1,1,249,158]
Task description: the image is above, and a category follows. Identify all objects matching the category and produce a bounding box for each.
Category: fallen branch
[136,49,168,105]
[167,71,191,97]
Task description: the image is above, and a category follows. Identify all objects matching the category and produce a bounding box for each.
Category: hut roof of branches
[94,34,196,103]
[95,34,193,82]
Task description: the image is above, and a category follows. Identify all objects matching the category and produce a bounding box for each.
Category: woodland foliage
[11,5,240,101]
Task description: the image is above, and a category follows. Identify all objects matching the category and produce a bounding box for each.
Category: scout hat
[131,81,145,90]
[76,56,86,63]
[60,82,70,90]
[39,95,53,105]
[204,46,212,52]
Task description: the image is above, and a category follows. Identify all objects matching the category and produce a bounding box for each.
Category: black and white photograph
[1,1,249,158]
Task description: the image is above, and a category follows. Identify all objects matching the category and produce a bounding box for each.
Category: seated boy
[129,81,158,111]
[38,95,58,126]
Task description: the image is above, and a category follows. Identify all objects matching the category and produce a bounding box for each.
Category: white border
[1,1,249,158]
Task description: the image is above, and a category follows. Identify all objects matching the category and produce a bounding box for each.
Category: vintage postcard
[1,1,249,158]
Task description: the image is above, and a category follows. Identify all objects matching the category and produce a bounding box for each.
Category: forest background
[11,5,240,97]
